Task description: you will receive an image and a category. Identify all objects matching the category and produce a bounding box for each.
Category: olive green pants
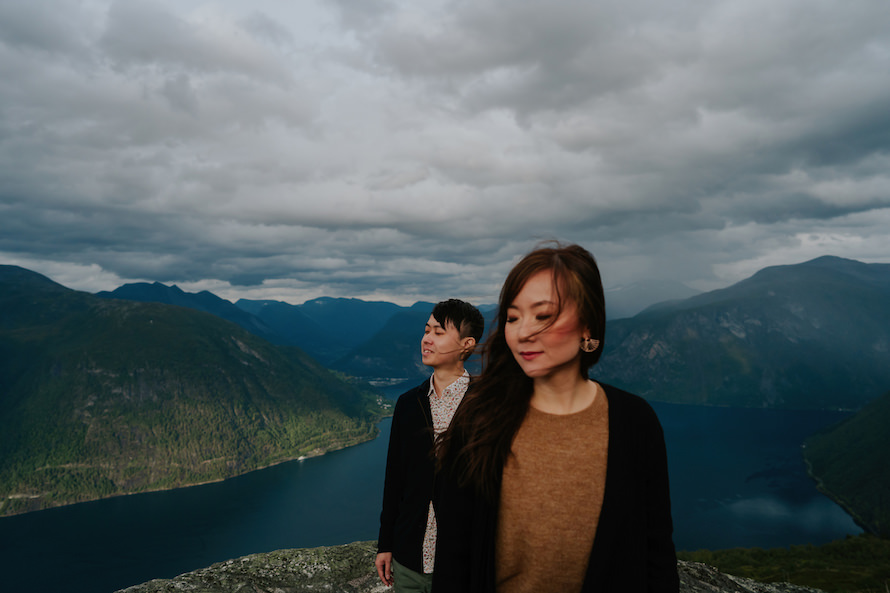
[392,558,433,593]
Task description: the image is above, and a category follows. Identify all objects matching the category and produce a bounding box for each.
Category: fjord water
[0,402,860,593]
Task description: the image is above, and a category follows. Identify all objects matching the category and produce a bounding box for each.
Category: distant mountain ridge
[97,282,282,344]
[98,282,418,369]
[595,256,890,409]
[91,255,890,410]
[236,296,405,365]
[0,266,385,517]
[96,277,703,380]
[328,303,435,385]
[105,285,454,385]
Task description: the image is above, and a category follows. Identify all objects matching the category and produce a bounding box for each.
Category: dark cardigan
[377,380,435,573]
[432,384,679,593]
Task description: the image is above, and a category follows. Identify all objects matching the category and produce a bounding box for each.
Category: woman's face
[504,269,587,380]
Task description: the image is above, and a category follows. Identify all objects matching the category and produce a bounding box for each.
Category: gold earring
[580,338,599,353]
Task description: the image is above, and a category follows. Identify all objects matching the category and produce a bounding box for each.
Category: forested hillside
[803,390,890,538]
[0,266,386,516]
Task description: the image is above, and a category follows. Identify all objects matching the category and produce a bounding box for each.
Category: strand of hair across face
[437,330,533,502]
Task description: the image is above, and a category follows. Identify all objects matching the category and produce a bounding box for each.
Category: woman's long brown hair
[436,242,606,502]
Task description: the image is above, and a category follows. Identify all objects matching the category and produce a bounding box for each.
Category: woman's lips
[519,351,541,361]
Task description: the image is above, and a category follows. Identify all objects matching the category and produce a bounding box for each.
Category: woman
[433,243,679,593]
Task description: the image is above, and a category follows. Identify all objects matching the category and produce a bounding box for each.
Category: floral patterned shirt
[422,370,470,573]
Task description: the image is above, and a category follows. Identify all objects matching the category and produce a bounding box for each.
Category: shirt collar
[428,369,470,399]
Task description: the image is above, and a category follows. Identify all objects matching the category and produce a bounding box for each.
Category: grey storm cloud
[0,0,889,306]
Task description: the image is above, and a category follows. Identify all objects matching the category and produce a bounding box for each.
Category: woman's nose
[516,319,534,341]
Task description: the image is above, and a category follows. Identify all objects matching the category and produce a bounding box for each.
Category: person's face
[504,270,588,380]
[421,314,469,370]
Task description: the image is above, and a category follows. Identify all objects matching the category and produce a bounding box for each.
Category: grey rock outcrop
[116,540,825,593]
[677,559,824,593]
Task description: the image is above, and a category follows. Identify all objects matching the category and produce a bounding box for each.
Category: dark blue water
[0,403,860,593]
[658,403,860,551]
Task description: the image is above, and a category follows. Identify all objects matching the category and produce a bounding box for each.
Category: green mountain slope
[0,266,385,516]
[803,390,890,537]
[595,256,890,409]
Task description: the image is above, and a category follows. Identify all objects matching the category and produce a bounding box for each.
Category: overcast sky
[1,0,889,307]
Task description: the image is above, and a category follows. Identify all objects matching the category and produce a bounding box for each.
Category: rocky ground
[116,540,825,593]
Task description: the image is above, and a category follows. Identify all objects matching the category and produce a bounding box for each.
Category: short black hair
[432,298,485,342]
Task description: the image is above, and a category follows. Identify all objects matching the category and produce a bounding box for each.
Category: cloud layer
[1,0,889,305]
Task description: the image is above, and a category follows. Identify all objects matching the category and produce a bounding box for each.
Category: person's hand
[375,552,394,586]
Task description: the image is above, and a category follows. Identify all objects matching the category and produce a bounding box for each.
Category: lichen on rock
[116,541,825,593]
[116,541,389,593]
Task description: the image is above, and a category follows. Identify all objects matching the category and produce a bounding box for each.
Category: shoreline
[802,454,872,536]
[1,422,387,520]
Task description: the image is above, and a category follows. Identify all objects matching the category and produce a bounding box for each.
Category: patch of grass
[678,534,890,593]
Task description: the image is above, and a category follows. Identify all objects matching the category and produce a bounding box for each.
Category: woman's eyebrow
[507,300,555,310]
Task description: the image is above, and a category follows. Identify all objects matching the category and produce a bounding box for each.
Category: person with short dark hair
[434,243,679,593]
[375,299,485,592]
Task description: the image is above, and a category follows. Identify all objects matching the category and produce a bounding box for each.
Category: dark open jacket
[377,380,435,573]
[432,383,679,593]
